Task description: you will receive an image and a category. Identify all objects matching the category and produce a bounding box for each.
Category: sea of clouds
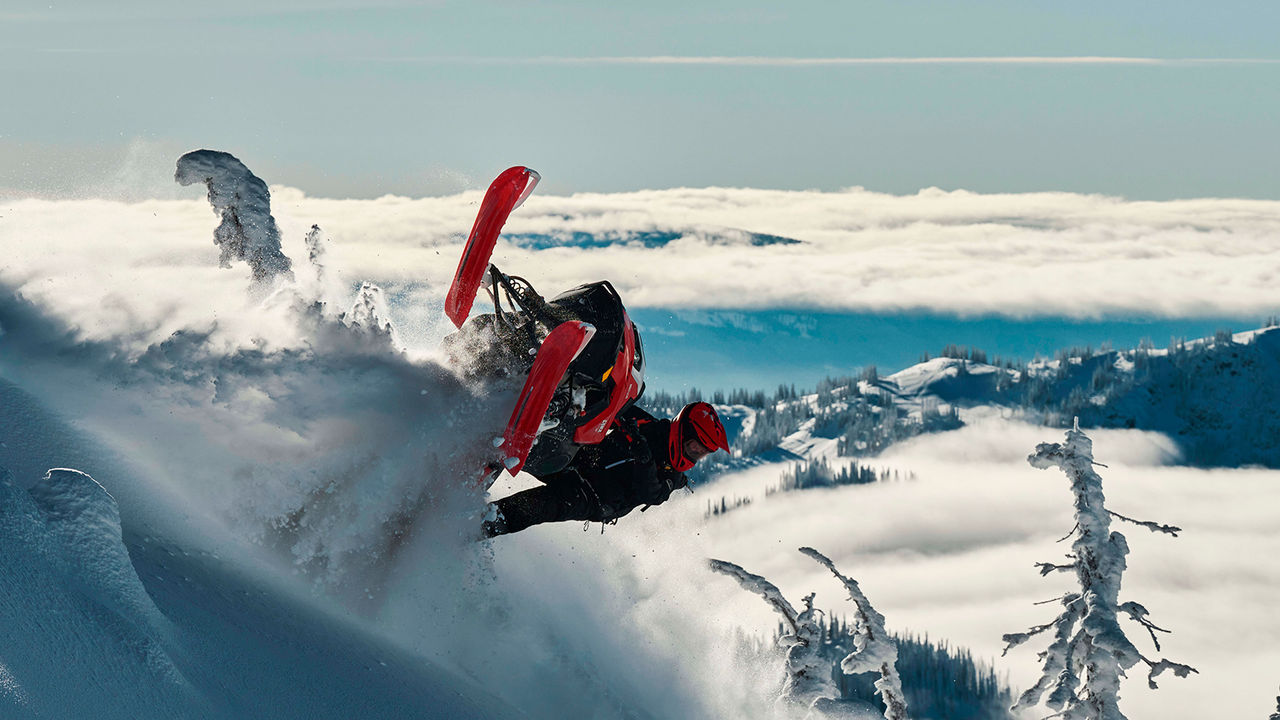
[4,182,1280,360]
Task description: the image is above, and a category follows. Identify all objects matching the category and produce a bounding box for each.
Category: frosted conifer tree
[1003,422,1196,718]
[175,149,294,283]
[800,547,908,720]
[708,558,832,713]
[341,281,398,343]
[1270,687,1280,720]
[711,550,907,719]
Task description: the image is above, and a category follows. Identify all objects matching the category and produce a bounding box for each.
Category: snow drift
[0,466,193,719]
[0,453,516,720]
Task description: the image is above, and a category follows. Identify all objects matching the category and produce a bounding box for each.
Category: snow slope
[0,378,516,720]
[0,467,197,718]
[883,357,1008,407]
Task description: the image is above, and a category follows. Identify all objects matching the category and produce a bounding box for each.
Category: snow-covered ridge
[652,325,1280,471]
[884,357,1008,405]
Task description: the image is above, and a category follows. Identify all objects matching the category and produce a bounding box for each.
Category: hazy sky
[3,1,1279,199]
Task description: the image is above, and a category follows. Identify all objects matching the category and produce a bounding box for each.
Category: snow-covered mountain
[667,325,1280,472]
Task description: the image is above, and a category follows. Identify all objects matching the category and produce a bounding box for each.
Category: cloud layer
[4,184,1280,357]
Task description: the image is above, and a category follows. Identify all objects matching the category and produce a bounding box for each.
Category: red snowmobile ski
[445,165,541,329]
[497,320,596,476]
[442,168,646,485]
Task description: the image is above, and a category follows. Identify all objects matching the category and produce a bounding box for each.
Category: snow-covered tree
[340,281,398,343]
[708,558,832,713]
[800,547,908,720]
[1270,687,1280,720]
[1003,422,1196,718]
[175,149,293,283]
[710,549,907,719]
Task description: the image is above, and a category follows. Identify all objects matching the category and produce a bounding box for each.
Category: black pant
[483,483,600,537]
[483,462,641,538]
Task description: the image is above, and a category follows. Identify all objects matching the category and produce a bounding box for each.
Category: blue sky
[3,1,1279,199]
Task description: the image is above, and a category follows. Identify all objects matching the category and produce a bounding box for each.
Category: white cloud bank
[4,184,1280,354]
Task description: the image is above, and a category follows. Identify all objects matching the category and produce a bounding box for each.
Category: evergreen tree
[708,558,835,714]
[801,547,908,720]
[861,365,879,384]
[1003,423,1196,718]
[817,631,1013,720]
[711,550,906,719]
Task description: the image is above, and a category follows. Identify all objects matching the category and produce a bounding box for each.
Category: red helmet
[668,402,728,472]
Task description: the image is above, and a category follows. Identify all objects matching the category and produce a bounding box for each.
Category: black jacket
[539,405,689,521]
[584,406,688,511]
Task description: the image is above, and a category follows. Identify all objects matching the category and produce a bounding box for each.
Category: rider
[482,401,728,538]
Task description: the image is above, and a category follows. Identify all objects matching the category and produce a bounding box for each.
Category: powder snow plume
[1,150,518,604]
[0,150,734,719]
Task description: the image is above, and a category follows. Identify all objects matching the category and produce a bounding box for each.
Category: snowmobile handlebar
[487,265,564,332]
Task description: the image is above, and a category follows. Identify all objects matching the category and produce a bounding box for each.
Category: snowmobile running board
[445,166,540,328]
[498,320,597,477]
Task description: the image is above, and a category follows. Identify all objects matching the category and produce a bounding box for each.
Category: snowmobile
[442,167,646,484]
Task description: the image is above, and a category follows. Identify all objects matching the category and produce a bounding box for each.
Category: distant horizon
[6,1,1280,201]
[6,138,1280,204]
